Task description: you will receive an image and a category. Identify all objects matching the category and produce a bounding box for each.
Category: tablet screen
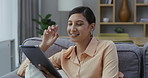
[20,45,62,78]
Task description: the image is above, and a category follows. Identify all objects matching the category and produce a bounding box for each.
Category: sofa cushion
[115,43,142,78]
[143,42,148,78]
[25,64,46,78]
[21,37,75,62]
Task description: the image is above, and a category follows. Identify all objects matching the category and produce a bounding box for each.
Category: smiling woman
[17,6,123,78]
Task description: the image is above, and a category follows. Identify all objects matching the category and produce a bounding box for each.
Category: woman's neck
[76,37,92,54]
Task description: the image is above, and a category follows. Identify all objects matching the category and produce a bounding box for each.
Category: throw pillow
[25,63,46,78]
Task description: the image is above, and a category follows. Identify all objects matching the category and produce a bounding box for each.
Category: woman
[17,6,122,78]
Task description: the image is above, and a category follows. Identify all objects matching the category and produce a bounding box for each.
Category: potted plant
[114,27,125,33]
[33,13,56,35]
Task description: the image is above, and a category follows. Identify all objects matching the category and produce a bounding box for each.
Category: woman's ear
[90,23,96,31]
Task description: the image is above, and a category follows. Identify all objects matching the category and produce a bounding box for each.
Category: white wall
[12,0,19,68]
[0,0,12,40]
[0,0,19,68]
[41,0,98,36]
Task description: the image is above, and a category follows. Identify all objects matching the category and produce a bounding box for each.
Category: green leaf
[41,19,47,24]
[45,14,51,20]
[42,25,49,30]
[32,19,41,25]
[40,23,46,30]
[39,23,48,30]
[37,29,44,35]
[43,14,52,23]
[37,14,43,19]
[47,21,56,26]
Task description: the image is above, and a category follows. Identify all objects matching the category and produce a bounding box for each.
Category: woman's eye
[68,23,72,26]
[77,23,83,26]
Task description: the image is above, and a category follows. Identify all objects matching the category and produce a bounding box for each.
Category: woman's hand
[38,64,56,78]
[40,25,59,52]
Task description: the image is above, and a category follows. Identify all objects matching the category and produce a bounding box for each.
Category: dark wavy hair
[68,6,96,24]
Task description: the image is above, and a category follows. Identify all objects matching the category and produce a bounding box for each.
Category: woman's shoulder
[60,46,76,59]
[61,46,75,53]
[60,46,76,55]
[50,46,75,60]
[98,40,115,46]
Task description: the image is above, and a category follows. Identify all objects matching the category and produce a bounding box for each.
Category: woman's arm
[17,25,59,77]
[102,41,119,78]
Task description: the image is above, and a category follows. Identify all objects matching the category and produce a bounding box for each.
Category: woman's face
[67,13,93,42]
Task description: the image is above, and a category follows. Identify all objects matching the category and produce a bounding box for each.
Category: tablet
[19,45,62,78]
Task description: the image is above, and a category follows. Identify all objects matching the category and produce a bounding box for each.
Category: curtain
[18,0,39,63]
[18,0,39,44]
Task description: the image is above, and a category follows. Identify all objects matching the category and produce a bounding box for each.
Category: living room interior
[0,0,148,78]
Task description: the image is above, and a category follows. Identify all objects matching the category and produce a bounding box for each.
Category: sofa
[143,43,148,78]
[0,37,148,78]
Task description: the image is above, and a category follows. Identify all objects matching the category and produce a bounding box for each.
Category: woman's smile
[69,33,80,37]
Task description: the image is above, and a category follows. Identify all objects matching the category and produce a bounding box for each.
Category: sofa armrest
[20,37,75,62]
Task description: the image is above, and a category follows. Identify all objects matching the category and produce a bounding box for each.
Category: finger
[47,25,55,35]
[38,64,49,73]
[52,25,58,35]
[46,29,51,35]
[48,26,51,30]
[55,25,59,32]
[51,26,56,35]
[51,25,58,39]
[51,25,54,30]
[42,72,48,77]
[43,29,46,35]
[45,30,49,34]
[53,33,59,41]
[51,26,57,34]
[39,64,56,78]
[53,28,59,40]
[40,69,48,77]
[43,30,49,36]
[42,71,53,78]
[47,26,52,32]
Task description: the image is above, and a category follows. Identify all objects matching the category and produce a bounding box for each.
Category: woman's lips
[69,34,79,37]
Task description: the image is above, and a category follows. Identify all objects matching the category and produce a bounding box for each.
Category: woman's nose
[71,26,77,32]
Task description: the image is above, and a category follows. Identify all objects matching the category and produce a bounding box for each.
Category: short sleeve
[49,52,62,69]
[102,41,119,78]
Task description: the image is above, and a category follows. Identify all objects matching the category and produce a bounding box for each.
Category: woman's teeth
[71,34,79,37]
